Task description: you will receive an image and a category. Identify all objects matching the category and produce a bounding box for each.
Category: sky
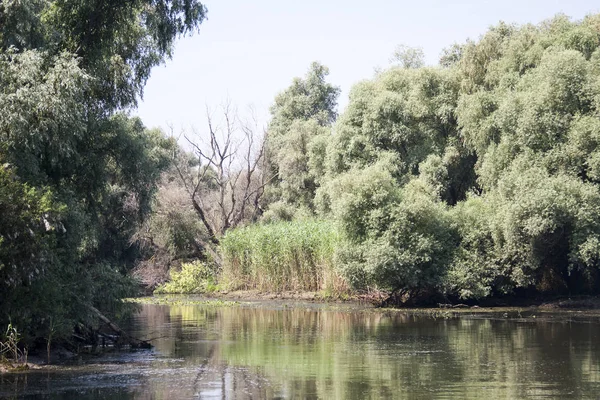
[135,0,599,134]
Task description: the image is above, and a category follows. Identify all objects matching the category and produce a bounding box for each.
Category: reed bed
[220,219,347,292]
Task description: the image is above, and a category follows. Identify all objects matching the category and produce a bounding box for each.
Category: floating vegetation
[125,296,242,307]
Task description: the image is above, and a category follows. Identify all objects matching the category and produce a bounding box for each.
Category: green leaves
[264,62,340,213]
[0,163,61,287]
[0,49,88,184]
[41,0,207,109]
[270,62,340,130]
[303,13,600,301]
[329,66,462,181]
[0,0,206,342]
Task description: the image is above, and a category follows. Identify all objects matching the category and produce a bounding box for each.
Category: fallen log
[87,305,152,349]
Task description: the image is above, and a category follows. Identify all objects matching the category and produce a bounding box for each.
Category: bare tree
[174,102,271,250]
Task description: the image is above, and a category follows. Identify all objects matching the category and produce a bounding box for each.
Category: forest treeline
[156,13,600,304]
[2,4,600,347]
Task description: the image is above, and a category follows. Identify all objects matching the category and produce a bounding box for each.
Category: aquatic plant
[0,324,26,364]
[126,296,240,307]
[220,219,347,292]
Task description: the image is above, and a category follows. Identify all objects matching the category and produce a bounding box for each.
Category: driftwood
[87,305,152,349]
[438,303,469,309]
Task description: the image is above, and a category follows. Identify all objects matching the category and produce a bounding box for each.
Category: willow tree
[314,14,600,301]
[448,14,600,296]
[0,0,207,343]
[263,62,340,218]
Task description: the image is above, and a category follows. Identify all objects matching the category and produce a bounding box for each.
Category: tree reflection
[2,305,600,399]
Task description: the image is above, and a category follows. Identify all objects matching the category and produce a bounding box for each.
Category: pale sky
[135,0,599,134]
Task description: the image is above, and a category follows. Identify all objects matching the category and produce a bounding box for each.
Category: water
[1,300,600,399]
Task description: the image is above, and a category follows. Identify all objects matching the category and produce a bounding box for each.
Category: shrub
[447,160,600,299]
[321,161,456,298]
[154,261,218,294]
[446,196,503,299]
[488,160,600,293]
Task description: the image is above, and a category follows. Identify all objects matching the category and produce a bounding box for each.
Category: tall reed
[220,219,346,292]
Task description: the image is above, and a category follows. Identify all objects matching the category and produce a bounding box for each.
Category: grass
[220,219,348,293]
[0,324,27,366]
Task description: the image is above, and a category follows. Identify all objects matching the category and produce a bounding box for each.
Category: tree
[322,64,475,204]
[1,0,208,110]
[323,160,455,300]
[175,104,269,249]
[0,162,61,290]
[447,14,600,297]
[269,62,340,131]
[132,164,209,288]
[390,44,425,69]
[312,13,600,302]
[264,62,340,215]
[0,0,207,343]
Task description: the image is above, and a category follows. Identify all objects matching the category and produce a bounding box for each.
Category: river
[1,299,600,399]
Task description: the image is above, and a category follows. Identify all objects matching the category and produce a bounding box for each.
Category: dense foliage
[154,260,218,294]
[0,0,206,343]
[325,14,600,300]
[4,2,600,346]
[263,62,341,217]
[221,14,600,303]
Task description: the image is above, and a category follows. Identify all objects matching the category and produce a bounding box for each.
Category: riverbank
[191,289,600,309]
[0,361,47,374]
[0,362,27,373]
[129,291,600,313]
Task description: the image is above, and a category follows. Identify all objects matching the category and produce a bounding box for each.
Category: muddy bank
[210,289,350,302]
[0,361,48,374]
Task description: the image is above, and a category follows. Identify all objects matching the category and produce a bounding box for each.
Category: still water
[1,300,600,399]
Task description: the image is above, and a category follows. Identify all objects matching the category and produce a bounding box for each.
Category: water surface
[1,300,600,399]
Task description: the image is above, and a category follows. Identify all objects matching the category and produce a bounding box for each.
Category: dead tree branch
[174,104,269,249]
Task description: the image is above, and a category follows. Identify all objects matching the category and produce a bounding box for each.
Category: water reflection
[1,302,600,399]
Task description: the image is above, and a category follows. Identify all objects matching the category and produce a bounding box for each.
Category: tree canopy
[0,0,206,343]
[263,62,340,218]
[4,3,600,346]
[257,13,600,302]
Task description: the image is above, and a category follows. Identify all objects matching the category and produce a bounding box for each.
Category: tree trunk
[190,197,219,245]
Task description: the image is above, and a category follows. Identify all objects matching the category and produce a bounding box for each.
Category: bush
[446,196,503,299]
[154,261,218,294]
[337,178,456,297]
[488,160,600,293]
[321,161,456,298]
